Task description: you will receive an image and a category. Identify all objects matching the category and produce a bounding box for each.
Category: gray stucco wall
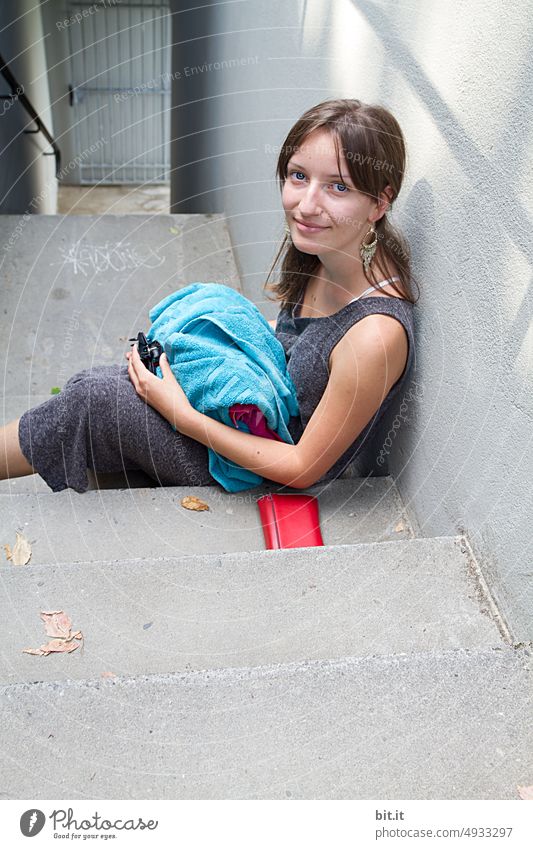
[169,0,533,640]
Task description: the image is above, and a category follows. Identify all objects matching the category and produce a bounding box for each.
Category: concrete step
[0,537,504,686]
[1,645,530,799]
[0,213,240,401]
[0,477,415,563]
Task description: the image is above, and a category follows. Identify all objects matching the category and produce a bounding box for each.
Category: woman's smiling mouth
[293,218,330,233]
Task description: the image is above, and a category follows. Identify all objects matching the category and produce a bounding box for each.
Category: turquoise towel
[147,282,300,492]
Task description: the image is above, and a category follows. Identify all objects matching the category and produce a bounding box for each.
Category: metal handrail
[0,51,61,176]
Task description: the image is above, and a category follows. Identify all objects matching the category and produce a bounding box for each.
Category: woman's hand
[126,344,195,428]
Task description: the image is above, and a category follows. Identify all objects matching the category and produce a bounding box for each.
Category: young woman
[0,98,418,493]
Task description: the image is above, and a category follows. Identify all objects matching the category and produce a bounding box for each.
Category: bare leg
[0,419,36,480]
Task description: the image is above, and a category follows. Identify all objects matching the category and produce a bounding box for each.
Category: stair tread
[0,537,503,685]
[1,645,530,799]
[0,477,415,561]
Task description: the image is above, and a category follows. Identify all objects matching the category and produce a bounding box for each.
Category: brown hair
[263,98,419,311]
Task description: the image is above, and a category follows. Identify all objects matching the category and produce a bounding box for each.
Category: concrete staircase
[0,214,531,800]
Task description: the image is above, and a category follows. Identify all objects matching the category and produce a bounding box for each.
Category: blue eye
[288,171,350,193]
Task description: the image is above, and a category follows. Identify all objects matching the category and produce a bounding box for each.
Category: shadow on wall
[403,178,435,285]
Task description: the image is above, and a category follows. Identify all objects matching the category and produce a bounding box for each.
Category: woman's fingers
[158,351,171,375]
[130,343,140,364]
[127,345,151,401]
[127,344,141,374]
[127,345,172,410]
[126,356,137,389]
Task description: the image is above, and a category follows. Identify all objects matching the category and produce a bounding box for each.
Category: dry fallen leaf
[101,671,116,679]
[517,785,533,800]
[181,495,210,511]
[23,632,83,657]
[23,610,83,657]
[24,637,81,656]
[40,610,73,639]
[394,520,406,533]
[15,532,32,564]
[4,532,32,565]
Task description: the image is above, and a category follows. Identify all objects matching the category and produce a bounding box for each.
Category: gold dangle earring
[284,224,292,241]
[359,224,378,273]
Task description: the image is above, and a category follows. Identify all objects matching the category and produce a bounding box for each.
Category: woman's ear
[373,185,394,222]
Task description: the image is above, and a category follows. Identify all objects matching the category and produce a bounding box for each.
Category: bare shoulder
[330,313,409,384]
[294,309,409,488]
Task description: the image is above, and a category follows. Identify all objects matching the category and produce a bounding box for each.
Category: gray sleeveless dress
[274,278,416,485]
[18,281,415,493]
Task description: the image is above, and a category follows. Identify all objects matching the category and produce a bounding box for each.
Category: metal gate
[67,0,171,184]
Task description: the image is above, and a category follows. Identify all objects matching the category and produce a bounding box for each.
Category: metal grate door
[67,0,171,184]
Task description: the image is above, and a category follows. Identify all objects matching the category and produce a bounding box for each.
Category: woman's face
[282,128,379,259]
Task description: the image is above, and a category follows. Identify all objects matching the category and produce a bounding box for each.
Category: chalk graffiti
[52,241,166,276]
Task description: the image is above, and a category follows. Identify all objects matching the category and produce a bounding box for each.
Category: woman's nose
[298,181,322,214]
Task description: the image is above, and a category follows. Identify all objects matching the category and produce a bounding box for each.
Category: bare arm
[178,408,306,488]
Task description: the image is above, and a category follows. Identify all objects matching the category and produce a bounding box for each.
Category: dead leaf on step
[517,785,533,799]
[101,671,116,679]
[24,637,81,656]
[181,495,210,511]
[23,631,83,656]
[23,610,83,657]
[3,532,32,565]
[394,520,406,533]
[14,531,32,565]
[40,610,73,639]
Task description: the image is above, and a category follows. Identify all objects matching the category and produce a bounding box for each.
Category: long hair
[263,98,419,311]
